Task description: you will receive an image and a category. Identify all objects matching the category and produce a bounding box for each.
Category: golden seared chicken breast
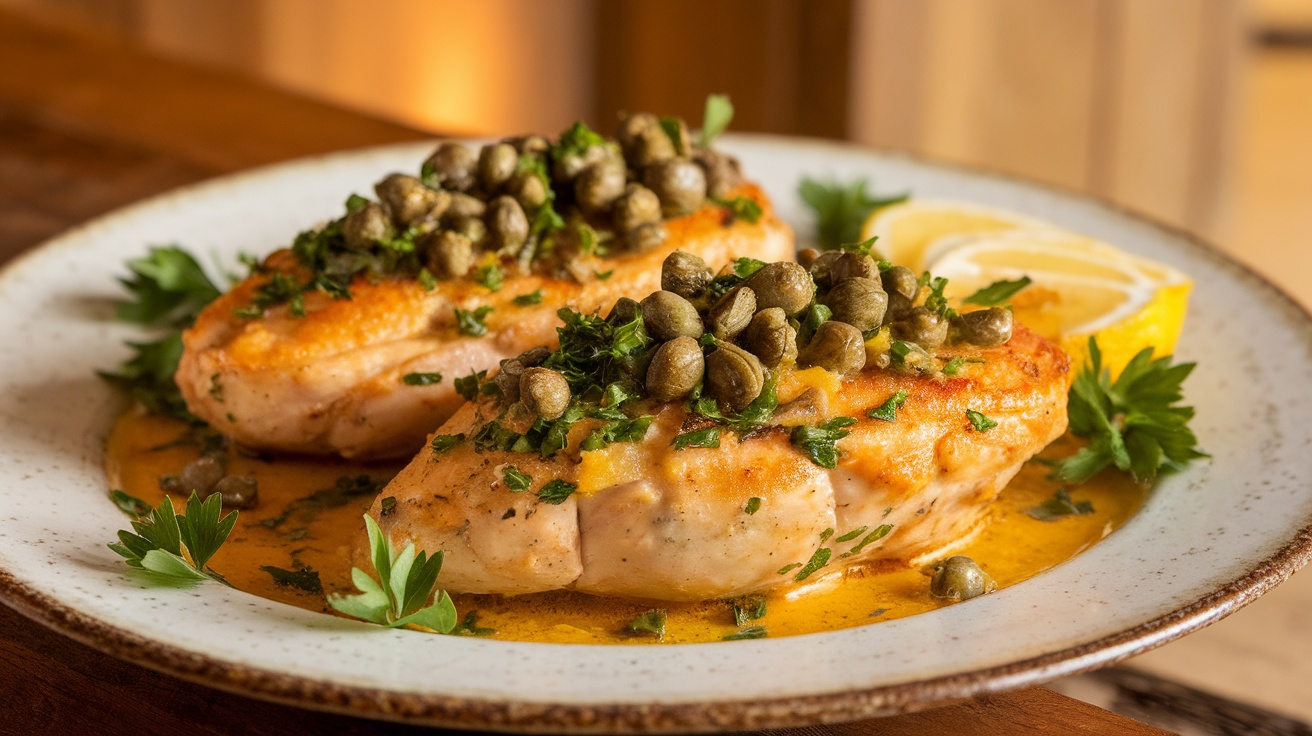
[176,115,793,459]
[363,252,1069,601]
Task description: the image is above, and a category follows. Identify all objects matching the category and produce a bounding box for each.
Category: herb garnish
[722,626,768,641]
[1026,489,1095,521]
[513,290,544,306]
[942,357,985,376]
[327,515,457,632]
[581,416,653,451]
[108,491,237,585]
[453,370,488,400]
[454,305,494,337]
[967,410,998,432]
[451,611,497,637]
[744,497,761,515]
[626,609,668,640]
[536,479,577,505]
[259,564,323,593]
[402,372,443,386]
[792,546,832,582]
[430,434,463,454]
[473,263,504,292]
[963,276,1032,306]
[713,196,763,225]
[1054,337,1205,484]
[843,524,893,557]
[867,390,908,422]
[109,489,152,518]
[502,466,532,491]
[705,257,767,299]
[790,417,858,468]
[673,427,721,450]
[699,94,734,147]
[798,178,908,250]
[731,594,766,627]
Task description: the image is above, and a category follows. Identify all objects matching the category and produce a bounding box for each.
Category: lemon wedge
[863,201,1192,375]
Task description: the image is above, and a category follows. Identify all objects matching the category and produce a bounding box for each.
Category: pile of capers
[339,112,744,285]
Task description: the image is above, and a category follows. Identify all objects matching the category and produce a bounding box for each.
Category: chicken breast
[366,325,1068,601]
[176,185,792,459]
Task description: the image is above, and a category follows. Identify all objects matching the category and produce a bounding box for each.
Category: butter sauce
[106,409,1142,644]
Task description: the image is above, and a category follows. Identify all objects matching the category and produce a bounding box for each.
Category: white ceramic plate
[2,136,1310,733]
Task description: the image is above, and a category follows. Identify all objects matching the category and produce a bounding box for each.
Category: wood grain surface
[0,8,1166,735]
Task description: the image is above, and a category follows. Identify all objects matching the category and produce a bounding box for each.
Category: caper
[892,306,949,348]
[881,265,919,301]
[624,122,676,168]
[808,250,843,290]
[797,247,822,269]
[705,343,766,413]
[745,261,814,316]
[613,184,662,233]
[177,455,224,496]
[607,296,640,325]
[643,157,707,217]
[342,202,395,250]
[694,148,743,199]
[511,135,550,156]
[645,336,705,402]
[829,253,879,283]
[821,277,888,332]
[640,291,703,341]
[884,291,914,325]
[374,174,439,227]
[797,321,866,375]
[552,142,607,183]
[956,308,1014,347]
[929,556,996,601]
[740,307,798,368]
[575,158,627,213]
[707,286,757,340]
[447,214,486,243]
[424,230,474,278]
[444,192,487,220]
[478,142,519,193]
[519,367,571,420]
[661,251,713,299]
[662,117,692,156]
[209,475,258,509]
[495,347,551,403]
[507,168,549,212]
[423,142,477,192]
[617,112,660,150]
[485,196,529,252]
[627,221,667,252]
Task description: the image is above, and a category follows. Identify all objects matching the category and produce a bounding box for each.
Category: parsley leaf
[790,417,858,468]
[537,479,577,505]
[1054,337,1206,485]
[581,416,653,451]
[451,610,497,636]
[942,357,985,376]
[731,594,766,627]
[513,290,544,306]
[844,524,893,556]
[744,497,761,515]
[107,491,237,585]
[868,390,908,422]
[922,274,957,319]
[454,370,487,400]
[626,609,667,640]
[502,466,532,491]
[1026,489,1095,521]
[713,196,763,224]
[722,625,768,640]
[967,410,998,432]
[841,235,879,257]
[327,515,457,632]
[430,434,464,454]
[674,427,721,450]
[454,305,494,337]
[962,276,1032,306]
[798,177,908,250]
[260,565,323,593]
[473,263,504,292]
[551,121,605,161]
[793,546,832,581]
[402,372,443,386]
[115,246,223,327]
[700,94,734,147]
[109,489,152,518]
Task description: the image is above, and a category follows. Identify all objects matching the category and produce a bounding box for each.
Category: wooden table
[0,10,1169,735]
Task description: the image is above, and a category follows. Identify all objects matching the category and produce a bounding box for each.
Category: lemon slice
[860,199,1052,272]
[926,228,1192,374]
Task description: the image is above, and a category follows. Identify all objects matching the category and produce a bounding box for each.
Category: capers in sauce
[797,247,822,269]
[575,158,627,213]
[929,556,996,601]
[519,367,571,420]
[740,307,798,368]
[425,230,475,278]
[485,196,529,252]
[209,475,259,510]
[507,169,549,212]
[613,184,663,233]
[478,142,519,193]
[645,336,705,402]
[745,261,814,316]
[640,291,704,341]
[829,252,879,283]
[552,142,608,183]
[342,202,395,250]
[627,221,668,252]
[176,455,224,496]
[444,192,487,220]
[807,250,843,290]
[956,307,1014,347]
[892,306,949,348]
[642,157,707,217]
[423,142,477,192]
[705,343,766,413]
[661,251,713,299]
[375,174,439,227]
[694,148,743,199]
[880,265,919,301]
[511,134,550,156]
[797,320,867,375]
[607,296,640,325]
[820,277,888,332]
[495,347,551,403]
[447,213,487,243]
[707,286,756,340]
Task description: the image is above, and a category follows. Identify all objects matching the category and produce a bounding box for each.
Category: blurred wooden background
[0,0,1251,239]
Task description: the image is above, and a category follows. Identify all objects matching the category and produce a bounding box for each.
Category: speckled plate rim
[1,134,1310,733]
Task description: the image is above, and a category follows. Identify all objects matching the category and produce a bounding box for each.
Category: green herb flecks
[260,564,323,593]
[842,524,892,557]
[626,609,667,640]
[963,276,1032,306]
[581,416,653,451]
[1026,489,1096,521]
[258,474,390,532]
[454,305,494,337]
[674,427,721,450]
[722,626,768,641]
[713,196,762,225]
[942,357,985,376]
[108,492,237,585]
[793,546,832,582]
[744,497,761,515]
[513,289,544,306]
[790,417,858,468]
[402,372,443,386]
[706,257,767,299]
[327,515,457,632]
[454,370,488,400]
[502,466,532,492]
[921,274,957,320]
[109,489,152,519]
[967,410,998,432]
[430,434,463,454]
[868,390,908,422]
[699,94,734,147]
[536,479,577,505]
[798,177,908,250]
[840,235,879,257]
[451,610,497,636]
[1054,337,1206,485]
[731,594,766,627]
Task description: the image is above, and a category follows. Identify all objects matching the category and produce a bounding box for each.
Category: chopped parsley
[798,177,908,250]
[673,427,721,450]
[451,610,497,637]
[502,466,532,491]
[705,257,767,299]
[967,409,998,432]
[962,276,1032,306]
[722,626,768,640]
[699,93,734,147]
[259,564,323,593]
[581,416,653,451]
[713,195,763,224]
[790,417,858,468]
[430,434,464,454]
[513,290,544,306]
[792,546,832,581]
[626,609,667,640]
[1026,489,1096,521]
[840,235,879,256]
[473,263,504,292]
[593,269,614,280]
[844,524,892,556]
[731,594,767,627]
[536,479,577,505]
[867,390,908,422]
[454,305,494,337]
[942,357,985,376]
[402,372,443,386]
[109,489,151,519]
[453,370,488,400]
[744,497,761,515]
[834,526,867,543]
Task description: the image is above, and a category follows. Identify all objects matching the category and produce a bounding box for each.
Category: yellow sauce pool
[105,409,1143,643]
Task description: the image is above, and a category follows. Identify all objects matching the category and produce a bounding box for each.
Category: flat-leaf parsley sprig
[327,515,458,632]
[108,491,237,585]
[1054,337,1206,485]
